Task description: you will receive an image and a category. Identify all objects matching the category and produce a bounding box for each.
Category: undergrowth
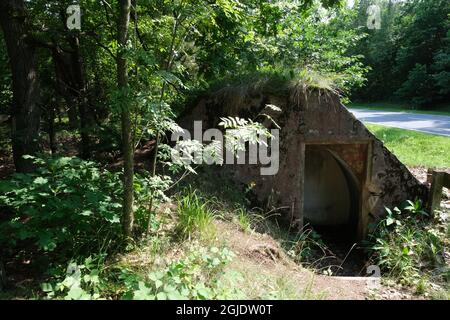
[0,163,320,300]
[366,200,449,296]
[176,189,217,241]
[6,156,447,300]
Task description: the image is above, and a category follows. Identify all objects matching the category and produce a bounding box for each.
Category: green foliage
[228,205,266,234]
[0,156,123,257]
[251,214,327,264]
[284,228,326,264]
[353,0,450,107]
[235,207,252,233]
[396,64,433,107]
[367,200,446,286]
[41,255,106,300]
[176,189,217,240]
[219,115,274,154]
[120,245,238,300]
[432,32,450,96]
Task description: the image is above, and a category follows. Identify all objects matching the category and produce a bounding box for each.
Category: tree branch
[85,31,117,60]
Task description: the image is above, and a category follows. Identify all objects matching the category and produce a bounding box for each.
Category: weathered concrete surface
[179,87,428,239]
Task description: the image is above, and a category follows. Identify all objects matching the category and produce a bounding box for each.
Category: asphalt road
[348,108,450,137]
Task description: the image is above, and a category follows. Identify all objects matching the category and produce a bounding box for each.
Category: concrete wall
[179,88,429,239]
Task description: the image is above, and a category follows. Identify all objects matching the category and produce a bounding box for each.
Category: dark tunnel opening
[304,146,360,243]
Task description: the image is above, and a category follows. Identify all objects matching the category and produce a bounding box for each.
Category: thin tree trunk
[117,0,134,237]
[51,40,91,158]
[68,35,91,159]
[66,102,79,129]
[47,103,56,155]
[0,0,41,173]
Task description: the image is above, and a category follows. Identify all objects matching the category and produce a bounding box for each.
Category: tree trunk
[66,101,79,130]
[0,0,41,173]
[46,102,56,155]
[52,49,79,130]
[51,33,92,159]
[117,0,134,237]
[68,35,91,159]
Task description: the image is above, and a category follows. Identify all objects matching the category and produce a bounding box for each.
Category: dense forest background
[0,0,449,300]
[353,0,450,107]
[1,0,449,140]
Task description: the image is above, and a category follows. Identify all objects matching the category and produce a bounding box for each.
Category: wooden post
[428,171,450,216]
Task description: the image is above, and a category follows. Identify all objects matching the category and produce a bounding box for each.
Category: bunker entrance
[304,145,360,242]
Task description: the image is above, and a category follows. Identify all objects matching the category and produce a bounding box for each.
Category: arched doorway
[304,146,360,241]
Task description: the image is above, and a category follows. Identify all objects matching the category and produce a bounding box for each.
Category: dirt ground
[214,220,421,300]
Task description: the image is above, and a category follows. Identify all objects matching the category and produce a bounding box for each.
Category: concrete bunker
[179,79,429,241]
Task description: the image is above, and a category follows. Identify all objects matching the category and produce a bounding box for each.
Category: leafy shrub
[41,255,106,300]
[120,246,238,300]
[367,200,446,286]
[0,156,124,258]
[176,190,216,240]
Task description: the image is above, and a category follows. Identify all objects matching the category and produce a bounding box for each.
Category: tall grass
[176,190,216,240]
[366,124,450,168]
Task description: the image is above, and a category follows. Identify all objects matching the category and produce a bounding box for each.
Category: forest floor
[1,195,445,300]
[0,122,449,300]
[200,219,422,300]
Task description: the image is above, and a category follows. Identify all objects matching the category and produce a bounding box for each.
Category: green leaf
[80,210,93,216]
[41,282,53,292]
[133,282,154,300]
[386,217,395,226]
[167,290,184,300]
[65,286,86,300]
[148,271,164,281]
[154,280,163,289]
[156,292,167,300]
[33,177,48,185]
[37,232,57,251]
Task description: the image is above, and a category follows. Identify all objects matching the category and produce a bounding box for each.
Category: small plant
[235,207,252,233]
[367,200,446,287]
[176,189,216,240]
[41,255,106,300]
[120,245,237,300]
[283,227,325,263]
